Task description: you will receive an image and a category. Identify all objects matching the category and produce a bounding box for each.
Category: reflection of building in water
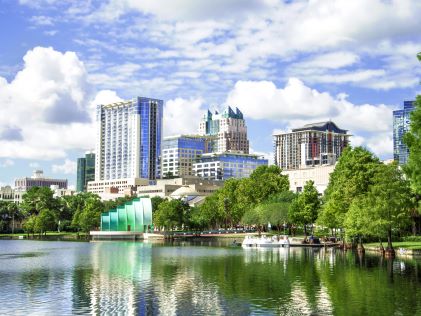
[152,268,224,315]
[86,243,153,314]
[287,282,333,315]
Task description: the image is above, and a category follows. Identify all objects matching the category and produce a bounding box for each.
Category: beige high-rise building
[274,121,350,170]
[198,106,249,154]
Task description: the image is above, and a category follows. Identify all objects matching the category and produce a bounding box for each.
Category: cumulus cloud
[18,0,421,97]
[52,159,77,174]
[163,98,206,136]
[0,46,97,159]
[226,78,395,157]
[0,159,14,168]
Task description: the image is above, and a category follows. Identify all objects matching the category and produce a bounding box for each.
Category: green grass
[364,241,421,250]
[0,232,87,238]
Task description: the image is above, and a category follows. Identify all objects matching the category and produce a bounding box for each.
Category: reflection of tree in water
[318,251,421,315]
[150,247,329,315]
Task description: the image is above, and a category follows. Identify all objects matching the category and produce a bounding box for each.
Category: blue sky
[0,0,421,188]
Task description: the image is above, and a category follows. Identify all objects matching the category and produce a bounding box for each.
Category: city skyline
[0,1,421,187]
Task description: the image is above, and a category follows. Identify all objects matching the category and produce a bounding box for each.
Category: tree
[20,187,59,216]
[236,165,290,216]
[402,53,421,234]
[289,181,320,237]
[34,209,56,236]
[217,178,242,228]
[22,215,36,237]
[363,163,413,252]
[403,95,421,193]
[189,206,209,233]
[344,163,413,253]
[319,147,380,237]
[265,191,296,233]
[151,196,166,213]
[199,192,225,229]
[241,205,266,234]
[72,195,104,235]
[344,196,374,249]
[153,199,190,231]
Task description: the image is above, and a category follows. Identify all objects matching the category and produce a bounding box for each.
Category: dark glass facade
[76,158,86,192]
[393,100,415,165]
[76,153,96,192]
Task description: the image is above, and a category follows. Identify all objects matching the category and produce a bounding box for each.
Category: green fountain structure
[91,198,153,240]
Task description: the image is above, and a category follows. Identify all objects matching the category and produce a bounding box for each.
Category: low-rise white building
[87,178,149,195]
[282,164,335,194]
[136,176,222,199]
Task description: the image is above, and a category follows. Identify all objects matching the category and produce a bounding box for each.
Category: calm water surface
[0,239,420,315]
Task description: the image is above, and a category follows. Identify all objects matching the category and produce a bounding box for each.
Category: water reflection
[0,240,420,315]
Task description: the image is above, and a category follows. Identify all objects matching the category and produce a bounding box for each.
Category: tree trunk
[357,236,365,253]
[385,228,395,257]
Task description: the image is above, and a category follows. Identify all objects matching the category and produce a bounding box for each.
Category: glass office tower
[161,135,213,177]
[193,152,268,181]
[76,152,95,192]
[393,100,415,165]
[95,97,163,181]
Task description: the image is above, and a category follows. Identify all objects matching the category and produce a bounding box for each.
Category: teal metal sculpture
[100,198,152,232]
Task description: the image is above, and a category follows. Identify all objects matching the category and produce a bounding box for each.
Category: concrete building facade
[282,164,335,194]
[274,121,350,170]
[136,176,222,198]
[199,106,249,154]
[15,170,68,191]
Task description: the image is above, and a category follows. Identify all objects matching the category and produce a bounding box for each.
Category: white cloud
[30,15,54,26]
[0,159,14,168]
[291,52,360,70]
[249,149,273,165]
[0,46,98,159]
[91,89,123,107]
[52,159,77,174]
[163,98,205,136]
[227,78,395,157]
[92,0,270,21]
[29,162,40,168]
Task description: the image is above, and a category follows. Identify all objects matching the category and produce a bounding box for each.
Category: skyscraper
[76,152,95,192]
[393,100,415,165]
[274,121,350,170]
[198,106,249,153]
[161,135,213,178]
[95,97,163,181]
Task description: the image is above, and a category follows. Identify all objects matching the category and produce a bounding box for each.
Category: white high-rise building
[198,106,249,154]
[95,97,163,182]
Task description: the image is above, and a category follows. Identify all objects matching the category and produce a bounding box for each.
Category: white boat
[242,235,290,248]
[242,235,257,247]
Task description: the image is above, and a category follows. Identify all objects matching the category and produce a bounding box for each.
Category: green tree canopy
[404,95,421,194]
[34,209,56,235]
[20,187,59,216]
[319,147,380,231]
[153,199,190,231]
[72,194,104,234]
[289,180,320,236]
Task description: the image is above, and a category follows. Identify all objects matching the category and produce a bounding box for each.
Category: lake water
[0,239,420,315]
